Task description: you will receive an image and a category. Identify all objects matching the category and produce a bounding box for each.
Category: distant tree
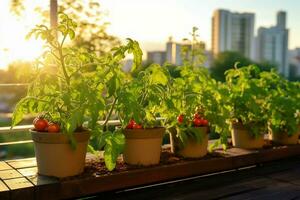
[211,51,252,81]
[211,51,277,82]
[255,60,278,72]
[10,0,119,55]
[289,64,300,81]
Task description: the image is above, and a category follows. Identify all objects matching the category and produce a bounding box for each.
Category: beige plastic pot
[269,129,300,145]
[170,127,208,158]
[123,127,165,166]
[30,130,90,178]
[231,123,264,149]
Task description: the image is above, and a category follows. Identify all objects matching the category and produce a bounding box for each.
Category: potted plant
[97,63,169,167]
[225,65,268,149]
[114,64,171,166]
[161,63,230,158]
[11,14,106,177]
[260,71,300,145]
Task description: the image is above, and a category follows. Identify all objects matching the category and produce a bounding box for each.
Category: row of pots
[31,124,299,178]
[232,123,300,149]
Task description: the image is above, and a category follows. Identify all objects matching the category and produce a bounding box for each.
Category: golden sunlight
[0,0,44,69]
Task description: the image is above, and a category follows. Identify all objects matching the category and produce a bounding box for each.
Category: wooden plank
[7,158,36,169]
[28,175,59,200]
[58,156,234,199]
[4,178,34,200]
[222,181,300,200]
[17,167,37,177]
[58,145,300,199]
[0,180,9,200]
[0,145,300,199]
[0,169,23,180]
[0,162,12,171]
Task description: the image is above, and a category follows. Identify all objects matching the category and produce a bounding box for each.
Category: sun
[0,0,45,69]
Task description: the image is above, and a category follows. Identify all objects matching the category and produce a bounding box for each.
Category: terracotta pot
[231,123,264,149]
[170,127,208,158]
[123,127,165,166]
[30,130,90,178]
[269,129,299,145]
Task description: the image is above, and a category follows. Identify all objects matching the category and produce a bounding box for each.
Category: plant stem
[103,97,118,128]
[58,34,70,86]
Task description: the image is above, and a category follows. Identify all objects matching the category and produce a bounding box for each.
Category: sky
[0,0,300,69]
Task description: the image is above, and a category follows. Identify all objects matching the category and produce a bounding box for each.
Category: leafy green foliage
[161,64,230,149]
[258,70,300,136]
[225,65,269,137]
[211,51,277,82]
[225,65,300,137]
[11,13,106,147]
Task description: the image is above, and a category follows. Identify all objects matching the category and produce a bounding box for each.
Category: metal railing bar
[0,83,29,86]
[0,125,33,134]
[0,140,33,146]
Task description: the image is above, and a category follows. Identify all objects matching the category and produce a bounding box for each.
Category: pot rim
[123,127,165,139]
[30,129,90,144]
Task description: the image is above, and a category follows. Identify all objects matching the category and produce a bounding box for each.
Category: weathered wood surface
[1,144,300,199]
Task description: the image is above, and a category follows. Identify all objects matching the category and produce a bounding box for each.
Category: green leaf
[148,64,168,85]
[68,29,75,40]
[103,132,125,171]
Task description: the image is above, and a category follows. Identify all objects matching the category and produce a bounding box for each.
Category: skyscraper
[256,11,289,77]
[212,9,255,60]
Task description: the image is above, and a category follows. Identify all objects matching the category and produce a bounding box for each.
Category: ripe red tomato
[47,123,60,133]
[201,119,209,126]
[194,113,201,119]
[33,118,48,132]
[193,118,202,127]
[177,114,184,124]
[133,124,143,129]
[126,119,136,129]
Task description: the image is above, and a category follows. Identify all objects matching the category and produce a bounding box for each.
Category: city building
[166,37,206,66]
[212,9,255,60]
[147,51,166,65]
[289,48,300,77]
[166,38,183,65]
[256,11,289,77]
[147,37,208,67]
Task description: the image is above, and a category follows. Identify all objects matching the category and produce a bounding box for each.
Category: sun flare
[0,0,45,69]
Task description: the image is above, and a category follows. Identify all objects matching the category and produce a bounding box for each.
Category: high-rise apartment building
[147,51,166,65]
[256,11,289,77]
[166,38,183,65]
[166,38,206,66]
[212,9,255,59]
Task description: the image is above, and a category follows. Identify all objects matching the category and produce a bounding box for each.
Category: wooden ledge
[1,144,300,199]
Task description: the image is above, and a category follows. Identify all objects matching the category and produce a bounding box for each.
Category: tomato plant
[259,70,300,136]
[11,13,112,148]
[160,28,230,150]
[225,64,269,137]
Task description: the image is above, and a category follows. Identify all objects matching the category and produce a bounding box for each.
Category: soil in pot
[123,127,165,166]
[231,123,264,149]
[269,129,299,145]
[170,127,208,158]
[31,130,90,178]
